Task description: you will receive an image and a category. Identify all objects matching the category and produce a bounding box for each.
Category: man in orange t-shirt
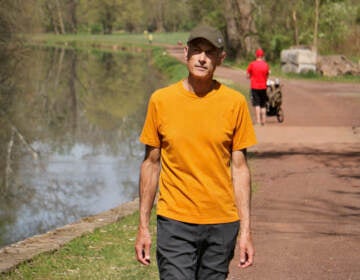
[135,25,257,280]
[247,48,270,125]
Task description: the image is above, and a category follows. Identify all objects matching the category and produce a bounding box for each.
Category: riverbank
[0,199,139,273]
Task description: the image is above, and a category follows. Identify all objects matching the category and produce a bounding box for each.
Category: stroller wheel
[277,108,284,123]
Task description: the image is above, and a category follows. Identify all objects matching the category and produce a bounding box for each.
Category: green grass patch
[2,211,159,280]
[232,60,360,83]
[151,47,188,83]
[26,32,188,49]
[281,70,360,83]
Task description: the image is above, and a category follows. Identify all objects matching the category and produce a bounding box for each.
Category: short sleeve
[232,98,257,151]
[139,94,161,147]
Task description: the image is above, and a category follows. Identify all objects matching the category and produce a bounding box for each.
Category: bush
[91,24,102,34]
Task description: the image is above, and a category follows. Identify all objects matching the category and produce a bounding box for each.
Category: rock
[281,48,317,74]
[317,55,360,77]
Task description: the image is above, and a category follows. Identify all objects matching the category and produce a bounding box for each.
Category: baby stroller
[266,78,284,123]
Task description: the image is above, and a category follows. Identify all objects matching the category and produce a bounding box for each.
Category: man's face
[185,38,225,80]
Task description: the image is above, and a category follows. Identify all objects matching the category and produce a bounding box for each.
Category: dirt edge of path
[0,199,139,273]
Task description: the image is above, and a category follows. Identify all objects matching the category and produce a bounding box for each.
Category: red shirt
[247,60,269,90]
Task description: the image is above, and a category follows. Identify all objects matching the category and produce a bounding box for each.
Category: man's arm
[246,63,252,79]
[232,149,254,268]
[135,145,161,265]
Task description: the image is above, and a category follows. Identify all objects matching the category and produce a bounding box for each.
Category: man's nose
[198,51,206,62]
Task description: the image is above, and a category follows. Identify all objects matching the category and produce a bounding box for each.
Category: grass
[151,47,188,83]
[26,32,189,49]
[2,211,159,279]
[226,60,360,83]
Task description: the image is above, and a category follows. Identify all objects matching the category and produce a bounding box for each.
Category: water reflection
[0,46,165,248]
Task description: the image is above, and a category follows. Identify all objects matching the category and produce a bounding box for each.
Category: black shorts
[251,88,268,108]
[156,215,239,280]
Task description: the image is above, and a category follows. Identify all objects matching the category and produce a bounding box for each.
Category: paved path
[228,143,360,280]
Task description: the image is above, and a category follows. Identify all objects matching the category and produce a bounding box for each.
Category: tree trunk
[224,0,241,58]
[55,0,66,34]
[292,9,299,46]
[68,51,78,134]
[68,0,78,33]
[155,0,165,32]
[224,0,259,60]
[313,0,320,52]
[46,1,59,34]
[55,47,65,87]
[5,129,15,191]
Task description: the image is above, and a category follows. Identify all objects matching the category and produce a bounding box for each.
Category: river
[0,45,165,248]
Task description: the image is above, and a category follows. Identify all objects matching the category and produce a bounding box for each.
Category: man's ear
[217,51,226,66]
[184,46,189,61]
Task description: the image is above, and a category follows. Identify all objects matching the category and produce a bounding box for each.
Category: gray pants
[156,215,239,280]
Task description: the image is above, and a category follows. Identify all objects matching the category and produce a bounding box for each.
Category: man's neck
[184,76,215,97]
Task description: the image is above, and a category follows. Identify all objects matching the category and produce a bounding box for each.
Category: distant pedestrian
[247,48,270,125]
[148,33,153,44]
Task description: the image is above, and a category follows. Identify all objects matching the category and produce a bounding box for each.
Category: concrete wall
[281,49,317,74]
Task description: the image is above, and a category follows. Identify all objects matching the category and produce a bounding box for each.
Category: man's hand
[135,226,152,265]
[238,232,255,268]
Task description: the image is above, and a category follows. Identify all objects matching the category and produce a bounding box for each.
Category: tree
[188,0,224,29]
[313,0,320,52]
[142,0,165,32]
[1,0,358,58]
[95,0,121,34]
[55,0,66,34]
[0,0,38,42]
[40,0,66,34]
[41,0,67,34]
[72,0,120,34]
[224,0,259,60]
[68,0,78,33]
[118,0,144,32]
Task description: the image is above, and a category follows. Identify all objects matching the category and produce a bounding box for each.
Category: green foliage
[318,1,354,53]
[254,0,359,59]
[189,0,225,30]
[119,0,145,32]
[268,35,292,62]
[356,5,360,24]
[2,0,359,86]
[90,23,102,34]
[151,48,188,82]
[2,0,359,58]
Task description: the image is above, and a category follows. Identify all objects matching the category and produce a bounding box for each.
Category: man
[247,48,270,126]
[135,25,257,279]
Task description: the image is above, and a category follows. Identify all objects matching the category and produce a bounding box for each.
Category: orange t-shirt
[139,80,257,224]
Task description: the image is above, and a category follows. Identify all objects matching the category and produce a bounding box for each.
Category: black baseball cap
[187,25,224,49]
